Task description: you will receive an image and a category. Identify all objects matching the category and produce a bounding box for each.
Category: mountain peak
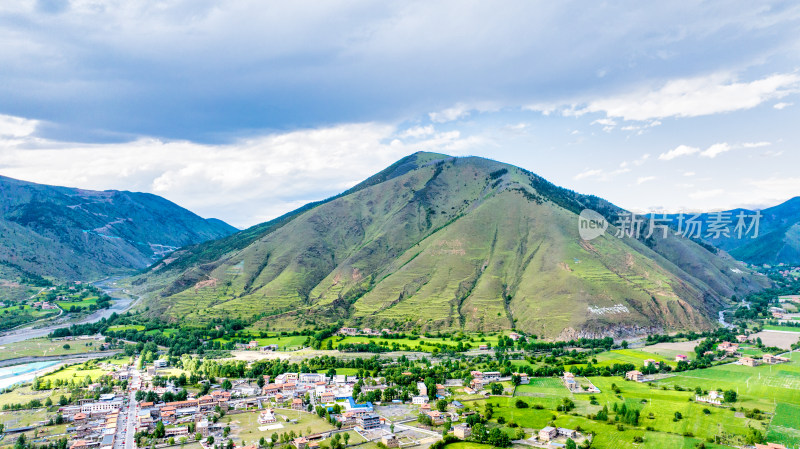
[137,152,765,338]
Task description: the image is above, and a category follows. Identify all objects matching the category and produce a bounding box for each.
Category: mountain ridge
[134,152,768,338]
[0,174,237,281]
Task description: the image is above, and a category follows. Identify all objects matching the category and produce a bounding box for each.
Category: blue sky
[1,1,799,227]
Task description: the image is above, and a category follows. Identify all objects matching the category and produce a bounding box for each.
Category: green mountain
[663,197,800,266]
[0,175,237,281]
[136,152,767,338]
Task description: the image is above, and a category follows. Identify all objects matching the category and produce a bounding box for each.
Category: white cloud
[573,169,603,180]
[0,118,484,227]
[591,118,616,126]
[397,125,435,139]
[699,142,731,158]
[637,176,656,184]
[429,104,470,123]
[684,171,695,177]
[583,72,800,121]
[741,141,771,148]
[659,145,699,160]
[774,102,793,109]
[0,114,38,138]
[573,166,630,182]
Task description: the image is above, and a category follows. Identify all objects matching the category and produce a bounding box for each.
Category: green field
[39,362,107,384]
[767,402,800,447]
[491,355,800,449]
[107,324,145,332]
[214,335,309,350]
[0,303,60,331]
[55,296,98,310]
[763,325,800,332]
[221,409,335,445]
[655,352,800,412]
[566,348,675,370]
[0,386,63,409]
[0,338,101,361]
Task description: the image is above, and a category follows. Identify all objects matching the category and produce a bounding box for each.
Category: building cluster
[538,426,578,442]
[739,354,790,367]
[337,327,396,337]
[695,390,723,406]
[60,395,124,449]
[625,370,644,382]
[32,301,59,310]
[468,370,502,391]
[717,341,740,355]
[235,341,279,351]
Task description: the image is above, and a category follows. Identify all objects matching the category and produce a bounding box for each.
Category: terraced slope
[137,152,766,338]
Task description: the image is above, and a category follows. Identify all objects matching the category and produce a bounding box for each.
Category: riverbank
[0,277,138,345]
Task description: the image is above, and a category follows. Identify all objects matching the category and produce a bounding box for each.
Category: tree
[566,439,577,449]
[723,390,737,403]
[63,344,70,350]
[343,433,350,446]
[222,379,233,391]
[490,383,503,395]
[514,399,528,408]
[207,436,215,445]
[436,399,448,412]
[154,421,166,439]
[487,428,510,447]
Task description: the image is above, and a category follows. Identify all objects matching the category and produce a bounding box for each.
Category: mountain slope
[664,197,800,265]
[0,175,237,280]
[137,152,767,338]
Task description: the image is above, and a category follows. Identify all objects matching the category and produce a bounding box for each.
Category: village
[2,319,798,449]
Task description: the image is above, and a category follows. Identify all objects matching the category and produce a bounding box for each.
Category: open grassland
[55,296,98,310]
[762,325,800,332]
[567,348,675,370]
[639,340,700,360]
[105,355,134,366]
[497,362,800,448]
[0,338,101,361]
[214,335,309,350]
[0,408,47,427]
[767,402,800,448]
[107,324,145,332]
[655,352,800,412]
[39,362,107,384]
[0,386,64,408]
[0,422,68,448]
[221,409,335,446]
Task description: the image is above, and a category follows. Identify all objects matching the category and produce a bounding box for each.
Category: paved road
[114,360,140,449]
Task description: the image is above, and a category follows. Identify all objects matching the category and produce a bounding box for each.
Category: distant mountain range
[134,152,768,338]
[0,175,237,281]
[663,198,800,266]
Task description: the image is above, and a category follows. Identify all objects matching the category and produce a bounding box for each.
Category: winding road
[0,277,138,345]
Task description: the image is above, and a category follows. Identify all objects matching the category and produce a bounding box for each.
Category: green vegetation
[0,338,102,362]
[135,152,761,337]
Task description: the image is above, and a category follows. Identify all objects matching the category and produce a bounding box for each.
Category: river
[0,277,137,345]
